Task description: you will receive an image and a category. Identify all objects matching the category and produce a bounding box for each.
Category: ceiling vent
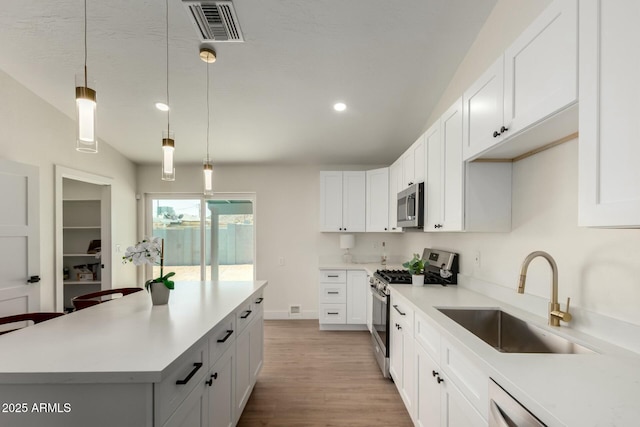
[182,1,244,42]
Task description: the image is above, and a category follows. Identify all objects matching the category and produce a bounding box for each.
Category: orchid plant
[122,237,175,290]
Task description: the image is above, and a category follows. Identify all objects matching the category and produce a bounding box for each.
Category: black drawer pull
[255,297,264,304]
[393,305,406,316]
[217,330,234,343]
[328,312,339,315]
[240,310,252,319]
[327,291,340,294]
[327,275,339,278]
[175,362,203,385]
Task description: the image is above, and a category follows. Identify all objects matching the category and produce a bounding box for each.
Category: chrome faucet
[518,251,572,327]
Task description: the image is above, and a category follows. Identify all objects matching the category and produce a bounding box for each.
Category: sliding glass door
[148,194,255,282]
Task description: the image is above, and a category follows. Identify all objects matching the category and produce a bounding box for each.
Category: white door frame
[54,166,113,312]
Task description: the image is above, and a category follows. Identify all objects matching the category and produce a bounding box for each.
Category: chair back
[72,287,143,311]
[0,312,65,335]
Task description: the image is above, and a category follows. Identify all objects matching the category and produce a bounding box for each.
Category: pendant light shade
[162,130,175,181]
[201,46,216,195]
[75,0,97,153]
[203,160,213,195]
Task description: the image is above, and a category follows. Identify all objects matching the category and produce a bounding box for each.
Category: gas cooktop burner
[373,248,459,287]
[374,269,453,286]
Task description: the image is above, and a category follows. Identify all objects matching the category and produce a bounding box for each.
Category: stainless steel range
[370,248,459,378]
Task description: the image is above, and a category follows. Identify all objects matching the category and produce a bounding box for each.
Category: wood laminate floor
[237,320,413,427]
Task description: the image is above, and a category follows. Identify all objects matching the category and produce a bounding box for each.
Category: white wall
[0,69,138,311]
[400,0,640,328]
[137,164,403,318]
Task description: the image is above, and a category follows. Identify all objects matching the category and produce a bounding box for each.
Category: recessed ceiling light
[155,102,170,112]
[333,102,347,112]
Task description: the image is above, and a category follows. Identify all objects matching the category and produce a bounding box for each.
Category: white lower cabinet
[391,290,488,427]
[164,291,264,427]
[319,269,368,329]
[389,296,415,421]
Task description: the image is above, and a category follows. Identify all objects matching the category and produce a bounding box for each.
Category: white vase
[412,274,424,286]
[149,281,171,305]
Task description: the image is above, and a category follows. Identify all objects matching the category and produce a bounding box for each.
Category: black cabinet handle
[328,312,339,315]
[408,182,414,186]
[493,130,501,138]
[255,297,264,304]
[500,125,509,133]
[212,372,218,380]
[432,370,438,377]
[217,330,234,343]
[327,291,339,295]
[327,275,339,278]
[393,305,406,316]
[27,275,41,284]
[206,373,218,387]
[437,377,444,384]
[176,362,203,385]
[240,310,252,319]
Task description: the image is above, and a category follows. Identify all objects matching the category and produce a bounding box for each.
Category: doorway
[55,166,112,312]
[147,194,255,282]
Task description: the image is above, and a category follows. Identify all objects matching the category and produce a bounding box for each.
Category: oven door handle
[393,304,406,316]
[370,287,388,303]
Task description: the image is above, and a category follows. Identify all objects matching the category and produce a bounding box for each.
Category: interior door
[0,159,40,317]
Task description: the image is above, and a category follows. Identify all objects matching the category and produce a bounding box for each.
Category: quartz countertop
[390,284,640,427]
[0,281,267,384]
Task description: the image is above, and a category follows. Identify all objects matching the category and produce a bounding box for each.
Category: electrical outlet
[116,244,121,253]
[278,257,285,266]
[474,251,481,268]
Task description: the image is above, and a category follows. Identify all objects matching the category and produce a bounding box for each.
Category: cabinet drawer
[319,304,346,324]
[440,336,488,419]
[414,311,440,362]
[209,313,236,367]
[155,338,209,426]
[390,295,414,331]
[319,283,346,304]
[252,291,265,317]
[236,300,254,335]
[319,270,346,283]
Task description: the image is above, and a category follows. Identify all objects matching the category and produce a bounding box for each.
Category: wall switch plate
[278,257,285,266]
[474,251,481,268]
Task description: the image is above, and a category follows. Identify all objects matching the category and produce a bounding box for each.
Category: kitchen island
[0,280,267,427]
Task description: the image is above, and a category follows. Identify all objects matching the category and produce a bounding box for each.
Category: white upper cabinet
[366,167,390,232]
[388,159,403,232]
[320,171,365,232]
[463,0,578,161]
[579,0,640,227]
[462,57,505,161]
[426,98,509,232]
[402,134,426,188]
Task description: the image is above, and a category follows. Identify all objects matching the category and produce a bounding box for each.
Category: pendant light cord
[166,0,170,134]
[206,59,211,160]
[83,0,87,87]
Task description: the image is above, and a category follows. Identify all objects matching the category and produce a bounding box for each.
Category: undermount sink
[438,308,595,354]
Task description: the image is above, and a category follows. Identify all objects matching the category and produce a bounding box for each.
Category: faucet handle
[551,297,573,323]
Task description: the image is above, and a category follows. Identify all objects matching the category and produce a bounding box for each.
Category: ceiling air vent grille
[182,1,244,42]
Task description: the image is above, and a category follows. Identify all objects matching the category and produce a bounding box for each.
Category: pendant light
[75,0,97,153]
[161,0,175,181]
[201,47,216,195]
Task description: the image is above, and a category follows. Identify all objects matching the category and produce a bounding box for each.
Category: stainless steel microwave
[397,182,424,228]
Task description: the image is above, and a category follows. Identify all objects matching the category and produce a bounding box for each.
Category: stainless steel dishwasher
[489,379,546,427]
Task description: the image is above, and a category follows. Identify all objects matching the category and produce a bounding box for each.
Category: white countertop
[0,281,267,384]
[391,284,640,427]
[319,262,403,273]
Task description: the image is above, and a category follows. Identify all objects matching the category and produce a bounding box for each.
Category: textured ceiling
[0,0,496,165]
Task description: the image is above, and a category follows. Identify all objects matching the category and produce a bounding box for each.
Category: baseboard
[264,310,318,320]
[319,324,368,331]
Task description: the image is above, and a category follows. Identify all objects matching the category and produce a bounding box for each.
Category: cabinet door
[504,0,578,138]
[235,328,251,417]
[209,346,235,427]
[425,120,443,231]
[413,136,426,184]
[440,98,464,231]
[163,381,208,427]
[415,344,441,427]
[320,171,343,232]
[440,373,485,427]
[402,148,415,188]
[249,312,264,383]
[366,281,373,333]
[579,0,640,227]
[400,323,415,421]
[346,270,368,324]
[462,57,504,161]
[342,171,366,232]
[366,167,390,232]
[388,159,403,232]
[389,306,403,388]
